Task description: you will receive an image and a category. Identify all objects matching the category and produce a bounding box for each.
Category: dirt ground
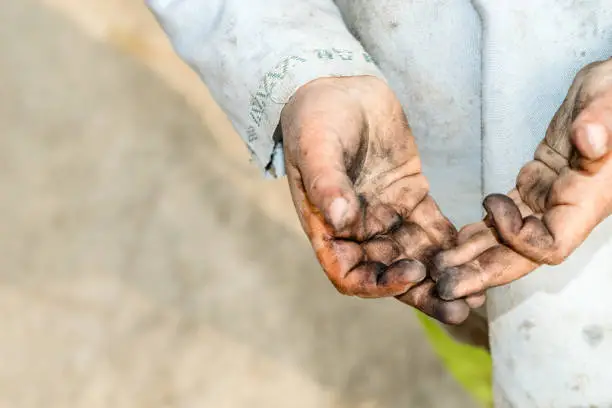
[0,1,476,407]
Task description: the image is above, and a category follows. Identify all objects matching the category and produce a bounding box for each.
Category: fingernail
[328,197,349,230]
[585,123,608,158]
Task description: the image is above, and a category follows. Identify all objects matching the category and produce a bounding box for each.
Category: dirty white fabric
[148,2,612,405]
[146,0,611,228]
[145,0,384,174]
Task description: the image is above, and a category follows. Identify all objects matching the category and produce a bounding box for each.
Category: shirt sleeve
[146,0,385,177]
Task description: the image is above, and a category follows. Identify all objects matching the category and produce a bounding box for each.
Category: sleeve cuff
[242,48,386,178]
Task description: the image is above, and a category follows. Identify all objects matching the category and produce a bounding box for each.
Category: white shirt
[147,2,612,405]
[146,0,611,227]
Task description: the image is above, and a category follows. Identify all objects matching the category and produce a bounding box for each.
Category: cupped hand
[281,76,475,324]
[433,58,612,301]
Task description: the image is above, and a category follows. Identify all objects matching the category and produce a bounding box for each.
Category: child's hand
[432,58,612,301]
[281,76,473,324]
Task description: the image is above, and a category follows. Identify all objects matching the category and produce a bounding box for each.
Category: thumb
[298,135,360,232]
[572,88,612,162]
[280,80,367,233]
[572,122,611,161]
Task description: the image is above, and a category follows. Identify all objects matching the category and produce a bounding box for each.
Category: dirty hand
[432,58,612,302]
[281,75,475,324]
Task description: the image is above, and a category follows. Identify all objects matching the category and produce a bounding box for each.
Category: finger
[378,259,427,293]
[329,241,427,297]
[378,173,429,218]
[572,87,612,162]
[483,193,532,243]
[285,165,372,296]
[363,236,401,264]
[357,200,403,241]
[457,222,490,244]
[436,245,539,300]
[380,178,457,250]
[293,175,363,290]
[304,202,425,298]
[390,221,439,263]
[408,196,457,250]
[299,140,360,233]
[516,160,558,214]
[362,237,428,292]
[465,293,486,309]
[430,227,498,281]
[341,259,424,298]
[396,280,471,325]
[483,179,602,265]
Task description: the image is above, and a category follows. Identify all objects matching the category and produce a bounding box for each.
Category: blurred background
[0,1,477,406]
